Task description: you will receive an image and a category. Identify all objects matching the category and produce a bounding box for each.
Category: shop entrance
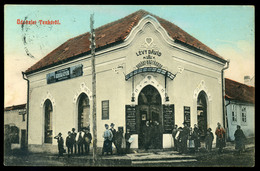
[137,85,162,149]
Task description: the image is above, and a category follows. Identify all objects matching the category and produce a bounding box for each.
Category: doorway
[137,85,162,149]
[21,129,26,150]
[197,91,208,141]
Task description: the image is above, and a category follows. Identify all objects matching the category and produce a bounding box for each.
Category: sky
[4,5,255,107]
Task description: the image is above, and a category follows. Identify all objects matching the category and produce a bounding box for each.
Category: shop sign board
[163,104,175,133]
[46,64,83,84]
[125,105,137,134]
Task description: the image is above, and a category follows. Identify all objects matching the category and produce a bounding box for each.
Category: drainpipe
[221,59,230,137]
[22,71,29,152]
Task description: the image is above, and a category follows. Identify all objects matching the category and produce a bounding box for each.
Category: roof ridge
[225,77,255,88]
[25,9,226,74]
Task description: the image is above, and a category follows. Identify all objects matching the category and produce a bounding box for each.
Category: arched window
[197,91,208,140]
[78,93,90,131]
[44,99,53,143]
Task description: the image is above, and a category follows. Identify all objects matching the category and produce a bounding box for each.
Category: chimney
[244,75,250,85]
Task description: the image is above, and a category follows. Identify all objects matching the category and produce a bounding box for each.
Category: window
[231,105,237,122]
[241,106,247,123]
[19,111,26,122]
[102,100,109,120]
[44,99,53,143]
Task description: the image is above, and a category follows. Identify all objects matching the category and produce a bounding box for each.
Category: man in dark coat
[182,122,189,153]
[83,127,92,155]
[66,131,73,157]
[205,128,214,152]
[234,125,247,154]
[110,123,117,152]
[144,121,152,151]
[54,132,64,157]
[71,128,77,155]
[193,124,201,152]
[114,128,123,155]
[177,127,185,154]
[125,128,132,154]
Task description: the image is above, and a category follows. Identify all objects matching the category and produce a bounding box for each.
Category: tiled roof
[4,103,26,111]
[25,9,226,74]
[225,78,255,104]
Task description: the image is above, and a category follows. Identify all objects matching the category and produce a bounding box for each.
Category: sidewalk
[4,141,255,166]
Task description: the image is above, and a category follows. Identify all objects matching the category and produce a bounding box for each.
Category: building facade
[225,78,255,141]
[4,104,27,150]
[24,10,228,152]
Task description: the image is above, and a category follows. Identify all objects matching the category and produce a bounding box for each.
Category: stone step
[127,151,197,165]
[132,159,197,165]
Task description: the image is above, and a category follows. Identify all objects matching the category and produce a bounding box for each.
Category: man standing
[84,127,92,155]
[54,132,64,157]
[172,124,178,151]
[125,128,132,154]
[234,125,246,154]
[66,131,73,157]
[102,124,113,155]
[215,122,226,153]
[71,128,77,155]
[205,128,214,152]
[110,123,117,151]
[114,128,123,155]
[182,122,189,153]
[144,121,151,151]
[193,124,201,152]
[76,129,85,155]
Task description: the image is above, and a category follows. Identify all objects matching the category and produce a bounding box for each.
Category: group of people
[141,120,161,150]
[172,122,247,154]
[53,121,247,157]
[54,127,92,157]
[172,123,206,154]
[102,123,132,155]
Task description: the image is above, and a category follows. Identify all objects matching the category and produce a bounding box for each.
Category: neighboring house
[4,104,27,150]
[225,78,255,141]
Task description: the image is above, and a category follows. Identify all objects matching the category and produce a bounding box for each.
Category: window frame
[231,104,237,123]
[241,106,247,125]
[102,100,109,120]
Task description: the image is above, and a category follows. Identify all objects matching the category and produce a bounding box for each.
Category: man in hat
[182,122,189,153]
[54,132,64,157]
[110,123,117,152]
[193,124,201,152]
[205,128,214,152]
[102,124,113,155]
[71,128,77,155]
[66,131,73,157]
[83,127,92,155]
[76,128,85,155]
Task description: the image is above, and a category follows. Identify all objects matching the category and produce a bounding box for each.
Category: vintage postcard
[4,5,255,167]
